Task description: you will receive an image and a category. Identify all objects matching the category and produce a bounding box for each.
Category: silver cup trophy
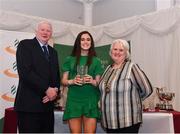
[156,87,175,110]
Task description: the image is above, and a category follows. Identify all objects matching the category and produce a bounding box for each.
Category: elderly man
[14,21,60,133]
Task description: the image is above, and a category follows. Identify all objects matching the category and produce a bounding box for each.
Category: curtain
[0,6,180,110]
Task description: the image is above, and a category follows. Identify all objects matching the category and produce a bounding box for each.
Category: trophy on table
[156,87,175,110]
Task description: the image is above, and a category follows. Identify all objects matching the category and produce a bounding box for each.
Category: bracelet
[67,80,73,85]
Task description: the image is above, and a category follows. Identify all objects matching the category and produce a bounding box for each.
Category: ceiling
[1,0,176,25]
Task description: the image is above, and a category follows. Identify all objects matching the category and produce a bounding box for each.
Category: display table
[139,112,174,133]
[3,107,17,133]
[3,107,180,133]
[171,111,180,133]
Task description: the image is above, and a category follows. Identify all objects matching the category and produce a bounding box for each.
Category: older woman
[99,39,153,133]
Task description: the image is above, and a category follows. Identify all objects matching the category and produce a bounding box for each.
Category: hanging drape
[0,6,180,110]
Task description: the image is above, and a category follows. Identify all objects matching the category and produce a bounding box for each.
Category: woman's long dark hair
[71,31,96,67]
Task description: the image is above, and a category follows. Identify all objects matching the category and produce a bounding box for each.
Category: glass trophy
[77,65,88,78]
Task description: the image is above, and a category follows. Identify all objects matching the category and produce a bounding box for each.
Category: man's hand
[42,95,50,103]
[46,87,58,101]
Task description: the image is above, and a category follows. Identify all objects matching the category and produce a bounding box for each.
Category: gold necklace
[104,62,125,93]
[104,69,118,93]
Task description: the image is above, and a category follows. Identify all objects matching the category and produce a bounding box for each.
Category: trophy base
[156,103,174,111]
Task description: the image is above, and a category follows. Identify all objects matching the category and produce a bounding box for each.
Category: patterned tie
[42,45,49,61]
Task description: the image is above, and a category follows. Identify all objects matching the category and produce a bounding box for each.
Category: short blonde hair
[110,39,130,60]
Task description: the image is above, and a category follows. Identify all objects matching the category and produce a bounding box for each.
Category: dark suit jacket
[14,37,60,112]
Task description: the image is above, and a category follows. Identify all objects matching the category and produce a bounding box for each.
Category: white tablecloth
[54,111,174,133]
[139,112,174,133]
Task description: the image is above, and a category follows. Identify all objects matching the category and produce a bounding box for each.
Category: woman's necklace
[104,69,118,93]
[104,62,125,93]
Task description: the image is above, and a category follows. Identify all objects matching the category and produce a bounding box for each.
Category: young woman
[61,31,103,133]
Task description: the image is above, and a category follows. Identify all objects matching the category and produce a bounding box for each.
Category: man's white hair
[35,20,53,31]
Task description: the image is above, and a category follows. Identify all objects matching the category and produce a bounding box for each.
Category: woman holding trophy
[61,31,103,133]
